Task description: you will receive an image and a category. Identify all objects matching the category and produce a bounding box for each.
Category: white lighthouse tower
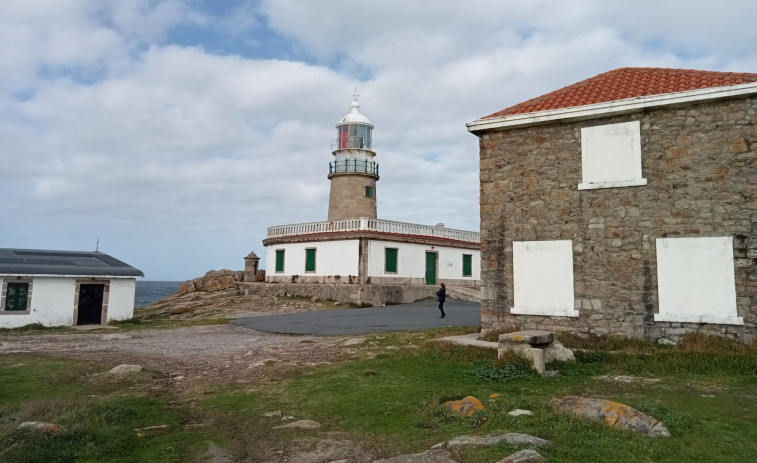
[328,93,379,220]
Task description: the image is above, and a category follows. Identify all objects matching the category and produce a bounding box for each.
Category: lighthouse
[327,94,379,221]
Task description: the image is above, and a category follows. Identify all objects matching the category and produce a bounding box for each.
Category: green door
[425,252,437,285]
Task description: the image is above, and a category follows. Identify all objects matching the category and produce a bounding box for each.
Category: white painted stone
[511,240,577,317]
[579,121,646,190]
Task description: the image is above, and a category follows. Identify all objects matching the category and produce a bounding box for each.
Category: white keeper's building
[262,97,480,288]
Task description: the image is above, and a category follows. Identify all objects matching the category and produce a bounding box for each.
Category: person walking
[436,283,447,318]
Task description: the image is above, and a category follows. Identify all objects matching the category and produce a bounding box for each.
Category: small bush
[467,359,534,382]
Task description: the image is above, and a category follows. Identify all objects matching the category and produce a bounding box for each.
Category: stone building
[259,95,480,304]
[467,67,756,342]
[0,248,143,328]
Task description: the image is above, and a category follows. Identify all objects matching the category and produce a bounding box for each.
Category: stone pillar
[244,251,260,282]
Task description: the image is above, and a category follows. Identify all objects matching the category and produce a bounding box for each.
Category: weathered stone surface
[273,419,321,430]
[261,410,282,418]
[443,396,485,416]
[550,396,670,437]
[343,337,367,346]
[507,409,533,417]
[499,330,555,345]
[373,449,457,463]
[178,270,243,294]
[499,345,545,374]
[102,333,132,341]
[543,340,575,363]
[478,96,757,343]
[496,449,545,463]
[108,364,143,374]
[17,421,64,433]
[447,433,551,447]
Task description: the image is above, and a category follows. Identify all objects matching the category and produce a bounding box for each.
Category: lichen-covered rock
[177,270,243,294]
[496,449,545,463]
[447,433,551,447]
[550,396,670,437]
[442,396,484,416]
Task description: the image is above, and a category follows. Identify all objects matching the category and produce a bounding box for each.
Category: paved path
[232,299,480,335]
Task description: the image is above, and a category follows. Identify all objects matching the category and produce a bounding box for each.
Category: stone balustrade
[267,217,480,243]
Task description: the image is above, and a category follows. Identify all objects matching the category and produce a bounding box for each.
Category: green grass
[2,332,756,462]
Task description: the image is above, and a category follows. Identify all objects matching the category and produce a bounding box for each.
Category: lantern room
[335,97,374,151]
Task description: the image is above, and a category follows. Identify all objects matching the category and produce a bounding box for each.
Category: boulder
[108,364,143,374]
[443,396,484,416]
[447,433,551,447]
[550,396,670,437]
[177,270,243,294]
[496,449,546,463]
[543,340,575,363]
[17,421,64,433]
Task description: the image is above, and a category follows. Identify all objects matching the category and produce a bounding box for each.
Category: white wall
[366,240,480,280]
[108,278,137,322]
[511,240,578,317]
[0,276,136,328]
[655,236,741,325]
[265,240,360,277]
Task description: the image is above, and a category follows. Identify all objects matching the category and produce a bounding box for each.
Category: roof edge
[467,81,757,133]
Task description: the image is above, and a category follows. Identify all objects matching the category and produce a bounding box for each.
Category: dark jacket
[436,288,446,302]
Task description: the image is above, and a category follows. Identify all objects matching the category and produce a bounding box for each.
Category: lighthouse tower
[327,94,379,221]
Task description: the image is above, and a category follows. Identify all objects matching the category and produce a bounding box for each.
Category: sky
[1,0,756,281]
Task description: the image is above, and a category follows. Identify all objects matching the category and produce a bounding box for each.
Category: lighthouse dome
[338,98,373,126]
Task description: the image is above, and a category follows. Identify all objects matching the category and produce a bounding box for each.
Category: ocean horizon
[134,280,182,307]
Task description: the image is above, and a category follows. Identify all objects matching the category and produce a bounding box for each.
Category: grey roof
[0,248,144,277]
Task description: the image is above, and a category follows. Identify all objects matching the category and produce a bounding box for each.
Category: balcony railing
[267,217,480,243]
[331,136,376,151]
[329,159,379,177]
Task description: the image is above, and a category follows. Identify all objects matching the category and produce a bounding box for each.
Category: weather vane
[352,89,359,101]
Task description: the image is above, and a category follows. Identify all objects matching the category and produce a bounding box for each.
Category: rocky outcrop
[550,396,670,437]
[178,270,243,294]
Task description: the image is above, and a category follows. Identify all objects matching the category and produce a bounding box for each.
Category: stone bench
[498,330,574,374]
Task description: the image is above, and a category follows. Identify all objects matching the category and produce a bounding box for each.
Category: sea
[134,280,182,307]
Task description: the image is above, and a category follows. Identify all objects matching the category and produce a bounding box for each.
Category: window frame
[384,247,398,274]
[462,254,472,277]
[275,249,285,273]
[304,248,317,273]
[365,185,373,198]
[1,278,33,313]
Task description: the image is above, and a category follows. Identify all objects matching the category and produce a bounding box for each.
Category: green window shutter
[365,185,373,198]
[275,250,285,272]
[305,248,316,272]
[5,282,29,311]
[385,248,398,273]
[462,254,472,277]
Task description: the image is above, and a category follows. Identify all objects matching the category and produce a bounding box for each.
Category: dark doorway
[77,284,104,325]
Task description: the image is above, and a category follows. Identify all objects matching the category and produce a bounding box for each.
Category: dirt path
[1,324,349,388]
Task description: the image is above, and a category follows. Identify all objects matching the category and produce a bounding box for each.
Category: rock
[499,330,555,345]
[496,449,546,463]
[134,424,170,437]
[17,421,64,433]
[447,433,551,447]
[385,346,399,350]
[489,393,500,400]
[657,338,677,346]
[102,333,132,341]
[171,306,191,315]
[373,449,458,463]
[177,270,243,294]
[550,396,670,437]
[343,337,367,346]
[311,296,319,302]
[508,409,533,417]
[199,441,232,463]
[108,364,143,374]
[443,396,485,416]
[262,410,282,418]
[273,419,321,430]
[430,442,446,450]
[543,340,575,363]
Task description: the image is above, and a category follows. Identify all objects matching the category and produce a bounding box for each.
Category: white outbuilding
[261,95,480,294]
[0,248,143,328]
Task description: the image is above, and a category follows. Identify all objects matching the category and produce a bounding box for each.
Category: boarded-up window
[655,236,742,325]
[4,282,30,311]
[512,240,577,317]
[462,254,472,277]
[275,250,285,273]
[305,248,316,272]
[385,248,398,273]
[579,121,646,190]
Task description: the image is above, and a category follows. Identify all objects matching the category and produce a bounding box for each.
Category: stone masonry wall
[328,174,377,220]
[478,95,756,343]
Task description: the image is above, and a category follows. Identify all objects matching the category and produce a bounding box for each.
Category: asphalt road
[232,298,481,335]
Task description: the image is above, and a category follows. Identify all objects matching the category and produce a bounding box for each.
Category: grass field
[1,331,755,462]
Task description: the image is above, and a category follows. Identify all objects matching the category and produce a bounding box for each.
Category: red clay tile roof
[484,67,757,119]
